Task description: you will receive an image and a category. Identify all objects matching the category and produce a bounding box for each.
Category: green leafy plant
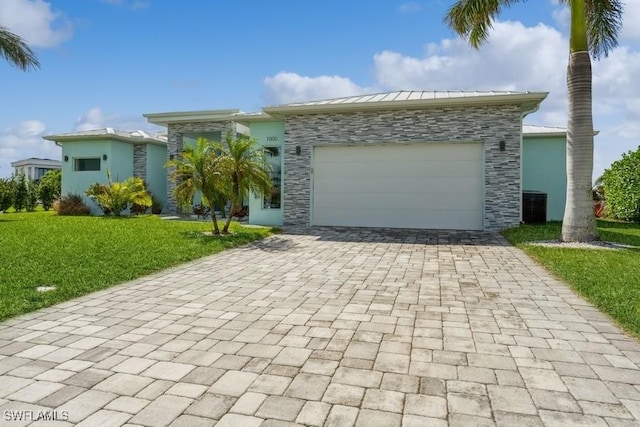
[167,138,227,234]
[86,172,152,216]
[602,147,640,222]
[38,170,61,211]
[220,132,272,233]
[12,173,27,212]
[0,178,13,212]
[53,194,90,216]
[25,180,38,212]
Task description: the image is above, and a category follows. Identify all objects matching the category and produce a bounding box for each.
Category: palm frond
[444,0,525,48]
[0,26,40,71]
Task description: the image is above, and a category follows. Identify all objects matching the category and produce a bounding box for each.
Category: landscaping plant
[86,172,152,216]
[53,194,90,215]
[12,172,27,212]
[167,137,228,234]
[38,170,61,211]
[0,177,13,212]
[602,147,640,222]
[25,179,38,212]
[220,132,272,233]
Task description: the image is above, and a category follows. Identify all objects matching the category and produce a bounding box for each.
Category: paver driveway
[1,228,640,427]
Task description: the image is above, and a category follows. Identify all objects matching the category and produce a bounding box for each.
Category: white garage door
[312,143,484,230]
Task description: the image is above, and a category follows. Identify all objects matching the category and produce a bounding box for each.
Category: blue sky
[1,0,639,180]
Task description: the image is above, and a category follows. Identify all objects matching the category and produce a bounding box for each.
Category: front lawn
[502,220,640,336]
[0,211,272,321]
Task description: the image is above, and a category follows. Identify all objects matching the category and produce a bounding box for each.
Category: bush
[53,194,90,215]
[13,173,27,212]
[0,178,13,212]
[602,147,640,222]
[86,174,152,216]
[151,194,163,214]
[25,181,38,212]
[38,170,61,211]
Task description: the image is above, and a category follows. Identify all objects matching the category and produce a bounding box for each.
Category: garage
[312,143,484,230]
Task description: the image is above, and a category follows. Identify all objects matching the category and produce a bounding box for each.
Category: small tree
[12,173,27,212]
[0,178,13,212]
[25,180,38,212]
[86,172,152,216]
[167,138,227,234]
[38,170,61,211]
[602,147,640,222]
[220,132,272,234]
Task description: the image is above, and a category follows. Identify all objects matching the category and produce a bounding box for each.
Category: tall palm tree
[167,137,227,234]
[445,0,623,242]
[0,26,40,71]
[220,132,272,234]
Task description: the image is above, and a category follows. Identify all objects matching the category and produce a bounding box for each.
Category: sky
[1,0,639,180]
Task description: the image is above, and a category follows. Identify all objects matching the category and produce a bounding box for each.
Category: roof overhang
[143,109,241,126]
[43,134,166,146]
[263,92,549,116]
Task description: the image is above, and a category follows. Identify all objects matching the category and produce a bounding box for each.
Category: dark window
[74,158,100,171]
[263,147,281,209]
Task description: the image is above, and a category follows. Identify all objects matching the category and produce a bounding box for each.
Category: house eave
[263,92,549,115]
[143,109,241,126]
[43,134,166,146]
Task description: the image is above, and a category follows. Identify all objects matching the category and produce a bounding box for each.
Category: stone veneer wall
[133,144,147,181]
[166,121,234,213]
[283,106,523,231]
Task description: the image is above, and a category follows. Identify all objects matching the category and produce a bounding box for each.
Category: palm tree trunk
[561,50,598,242]
[211,210,220,235]
[223,198,235,234]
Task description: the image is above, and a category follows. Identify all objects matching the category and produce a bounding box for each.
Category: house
[145,90,568,231]
[11,158,61,181]
[43,128,168,214]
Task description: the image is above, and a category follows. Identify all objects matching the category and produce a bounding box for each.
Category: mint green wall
[522,135,567,221]
[248,121,284,226]
[147,144,168,211]
[61,139,133,214]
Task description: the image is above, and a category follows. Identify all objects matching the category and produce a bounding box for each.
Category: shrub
[0,178,13,212]
[25,181,38,212]
[151,194,163,214]
[85,173,152,216]
[602,147,640,222]
[13,173,27,212]
[53,194,90,215]
[38,170,61,211]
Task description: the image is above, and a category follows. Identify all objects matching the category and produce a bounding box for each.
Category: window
[263,147,281,209]
[74,158,101,171]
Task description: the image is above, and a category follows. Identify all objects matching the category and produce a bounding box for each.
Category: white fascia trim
[143,109,241,126]
[264,92,549,115]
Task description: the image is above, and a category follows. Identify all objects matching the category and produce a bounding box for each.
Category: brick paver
[1,228,640,426]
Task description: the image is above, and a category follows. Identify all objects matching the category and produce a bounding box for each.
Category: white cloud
[0,120,60,178]
[262,17,640,181]
[263,72,369,105]
[622,1,640,41]
[74,107,159,132]
[0,0,72,48]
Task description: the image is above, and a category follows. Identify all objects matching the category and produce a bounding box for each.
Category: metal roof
[263,90,548,115]
[43,128,166,145]
[523,124,567,135]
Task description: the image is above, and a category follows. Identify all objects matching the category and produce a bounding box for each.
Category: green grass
[0,211,272,320]
[502,220,640,336]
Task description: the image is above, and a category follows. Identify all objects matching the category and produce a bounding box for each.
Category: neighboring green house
[43,128,167,214]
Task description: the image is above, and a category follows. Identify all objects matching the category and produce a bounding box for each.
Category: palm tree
[220,132,272,234]
[167,137,227,234]
[0,26,40,71]
[445,0,622,242]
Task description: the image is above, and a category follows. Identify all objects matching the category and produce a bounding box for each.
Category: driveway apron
[1,228,640,426]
